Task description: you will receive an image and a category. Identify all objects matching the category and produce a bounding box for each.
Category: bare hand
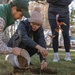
[35,45,48,57]
[39,48,48,58]
[12,47,22,55]
[41,60,47,70]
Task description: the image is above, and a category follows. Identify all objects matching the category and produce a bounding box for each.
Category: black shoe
[30,62,33,65]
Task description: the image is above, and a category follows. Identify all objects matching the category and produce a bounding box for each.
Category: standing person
[0,0,30,55]
[47,0,73,62]
[8,7,48,69]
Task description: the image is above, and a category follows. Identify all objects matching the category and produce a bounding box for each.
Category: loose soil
[17,55,28,67]
[13,67,57,74]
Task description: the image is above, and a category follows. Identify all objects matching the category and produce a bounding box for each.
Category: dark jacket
[47,0,73,19]
[8,19,46,61]
[8,19,46,48]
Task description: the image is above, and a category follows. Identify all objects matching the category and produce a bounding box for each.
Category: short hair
[9,2,21,11]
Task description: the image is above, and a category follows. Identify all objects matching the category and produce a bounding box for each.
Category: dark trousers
[7,41,37,57]
[8,42,42,62]
[19,43,37,57]
[48,19,70,52]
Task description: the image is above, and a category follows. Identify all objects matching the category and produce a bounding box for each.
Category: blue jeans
[48,19,70,52]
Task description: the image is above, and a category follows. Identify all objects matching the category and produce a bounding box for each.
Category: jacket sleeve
[33,26,46,62]
[47,0,58,4]
[38,27,46,48]
[18,21,38,48]
[33,26,46,48]
[0,17,12,54]
[38,27,46,61]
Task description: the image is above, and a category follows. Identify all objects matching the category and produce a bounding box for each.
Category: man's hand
[41,60,47,70]
[12,47,22,55]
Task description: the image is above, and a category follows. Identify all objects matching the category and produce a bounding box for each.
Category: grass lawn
[0,49,75,75]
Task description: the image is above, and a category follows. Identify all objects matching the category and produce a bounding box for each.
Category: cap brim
[22,10,30,18]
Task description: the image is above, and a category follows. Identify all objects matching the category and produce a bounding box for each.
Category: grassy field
[0,49,75,75]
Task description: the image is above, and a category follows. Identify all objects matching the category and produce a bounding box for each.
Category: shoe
[30,62,33,65]
[64,53,71,61]
[53,55,59,62]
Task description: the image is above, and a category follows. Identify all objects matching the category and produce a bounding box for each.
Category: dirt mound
[13,67,57,74]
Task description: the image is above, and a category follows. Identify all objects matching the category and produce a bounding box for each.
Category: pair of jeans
[48,18,70,52]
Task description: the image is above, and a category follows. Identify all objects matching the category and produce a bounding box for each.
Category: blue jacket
[16,19,46,48]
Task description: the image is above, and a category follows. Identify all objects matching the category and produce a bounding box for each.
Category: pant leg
[48,19,59,52]
[60,19,70,52]
[19,43,44,62]
[19,43,37,57]
[8,39,37,57]
[25,46,37,57]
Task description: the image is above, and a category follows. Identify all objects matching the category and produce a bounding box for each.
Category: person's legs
[8,39,38,65]
[25,46,37,57]
[60,19,71,61]
[8,39,37,57]
[48,19,59,62]
[18,43,37,57]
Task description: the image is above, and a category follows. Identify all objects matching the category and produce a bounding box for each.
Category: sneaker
[30,62,33,65]
[53,55,59,62]
[64,53,71,61]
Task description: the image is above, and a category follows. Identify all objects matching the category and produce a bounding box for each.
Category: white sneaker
[64,53,71,61]
[53,55,59,62]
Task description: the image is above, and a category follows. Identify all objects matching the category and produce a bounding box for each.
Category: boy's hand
[41,60,47,70]
[39,48,48,58]
[35,45,48,57]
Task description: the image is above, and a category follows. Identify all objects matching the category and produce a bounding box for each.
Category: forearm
[0,41,12,54]
[35,44,43,51]
[38,52,46,62]
[0,17,12,54]
[35,45,47,61]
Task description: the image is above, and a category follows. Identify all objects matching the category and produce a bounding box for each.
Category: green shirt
[0,4,14,30]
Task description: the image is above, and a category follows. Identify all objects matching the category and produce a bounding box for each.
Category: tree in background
[70,7,75,25]
[70,7,75,35]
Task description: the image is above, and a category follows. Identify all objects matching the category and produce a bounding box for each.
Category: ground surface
[0,48,75,75]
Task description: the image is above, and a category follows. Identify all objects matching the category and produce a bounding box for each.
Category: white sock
[66,52,70,55]
[54,52,58,56]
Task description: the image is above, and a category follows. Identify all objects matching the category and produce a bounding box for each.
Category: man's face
[11,6,23,20]
[30,22,41,31]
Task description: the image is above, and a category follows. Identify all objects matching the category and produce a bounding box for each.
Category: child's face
[30,22,41,31]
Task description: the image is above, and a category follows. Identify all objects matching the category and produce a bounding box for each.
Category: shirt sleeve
[0,17,12,54]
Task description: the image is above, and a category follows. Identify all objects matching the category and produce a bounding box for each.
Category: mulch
[13,67,57,74]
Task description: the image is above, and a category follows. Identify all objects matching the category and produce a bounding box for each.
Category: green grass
[0,50,75,75]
